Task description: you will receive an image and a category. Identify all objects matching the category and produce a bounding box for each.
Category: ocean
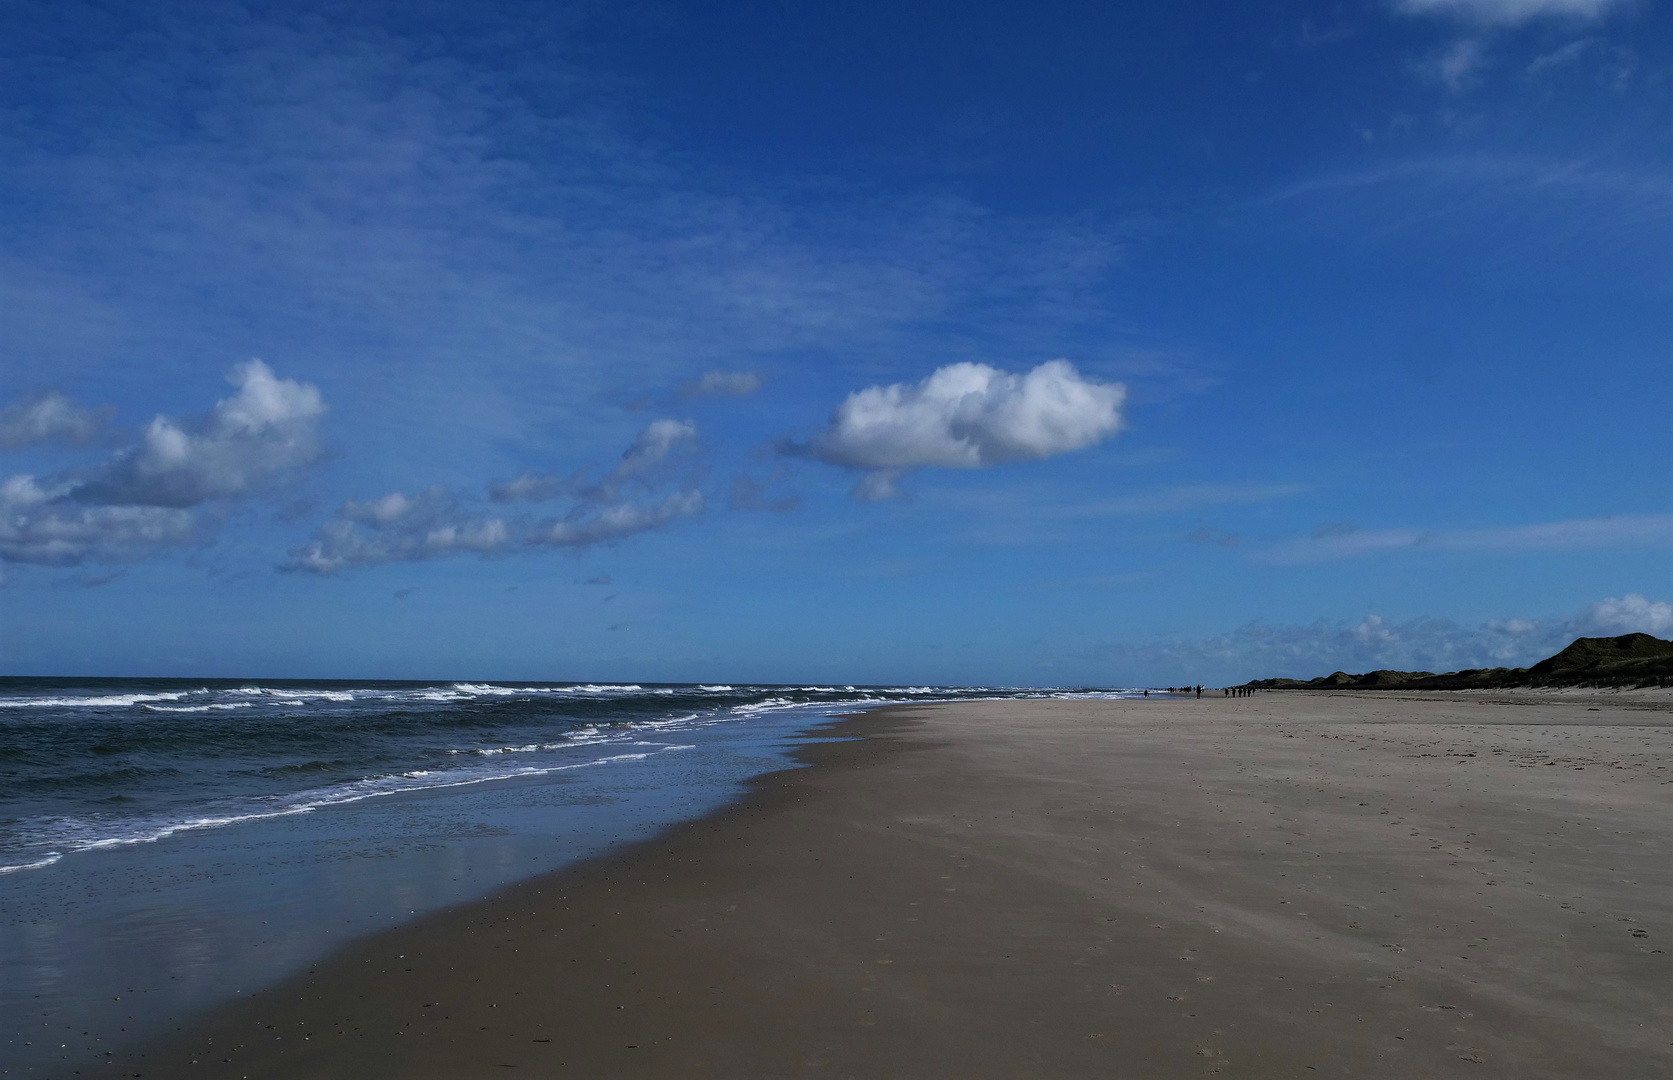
[0,677,1141,1075]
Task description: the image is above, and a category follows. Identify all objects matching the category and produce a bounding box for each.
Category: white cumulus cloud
[530,491,704,548]
[488,469,585,504]
[77,361,325,508]
[0,474,197,565]
[610,419,698,484]
[1393,0,1626,25]
[282,487,512,574]
[286,420,704,573]
[0,362,326,566]
[797,360,1125,500]
[1575,593,1673,637]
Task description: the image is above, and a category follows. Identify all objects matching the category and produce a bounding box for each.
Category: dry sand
[109,690,1673,1078]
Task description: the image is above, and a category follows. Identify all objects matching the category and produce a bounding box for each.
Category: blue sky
[2,0,1669,684]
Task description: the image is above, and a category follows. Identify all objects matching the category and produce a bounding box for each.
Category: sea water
[0,678,1138,1075]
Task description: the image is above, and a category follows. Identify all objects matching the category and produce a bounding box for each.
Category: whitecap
[0,691,191,708]
[227,687,357,702]
[143,702,256,713]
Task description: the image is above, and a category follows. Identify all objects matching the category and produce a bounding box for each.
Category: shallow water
[0,678,994,875]
[0,679,1140,1075]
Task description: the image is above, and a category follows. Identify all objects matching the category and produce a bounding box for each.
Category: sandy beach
[108,690,1673,1078]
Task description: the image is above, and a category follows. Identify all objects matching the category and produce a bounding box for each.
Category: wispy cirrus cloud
[1393,0,1628,25]
[1262,155,1673,287]
[1062,482,1308,519]
[679,371,763,400]
[1415,37,1489,90]
[932,479,1306,547]
[1392,0,1628,101]
[1,5,1135,461]
[1259,513,1673,564]
[1526,37,1596,74]
[729,471,801,513]
[1184,525,1241,548]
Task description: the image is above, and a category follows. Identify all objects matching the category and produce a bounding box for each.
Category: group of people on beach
[1141,685,1254,699]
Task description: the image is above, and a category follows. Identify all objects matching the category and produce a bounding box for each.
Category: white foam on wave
[0,684,1046,875]
[0,852,64,874]
[0,691,193,709]
[12,744,699,867]
[228,687,358,702]
[143,702,257,713]
[440,682,648,698]
[728,696,822,715]
[634,713,700,728]
[448,683,517,696]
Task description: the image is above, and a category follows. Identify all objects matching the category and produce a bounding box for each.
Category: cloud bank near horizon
[792,360,1125,500]
[1116,593,1672,685]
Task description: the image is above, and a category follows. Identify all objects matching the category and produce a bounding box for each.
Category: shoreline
[97,705,909,1078]
[106,692,1673,1078]
[3,696,880,1078]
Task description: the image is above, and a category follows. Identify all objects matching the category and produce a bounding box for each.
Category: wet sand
[109,691,1673,1078]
